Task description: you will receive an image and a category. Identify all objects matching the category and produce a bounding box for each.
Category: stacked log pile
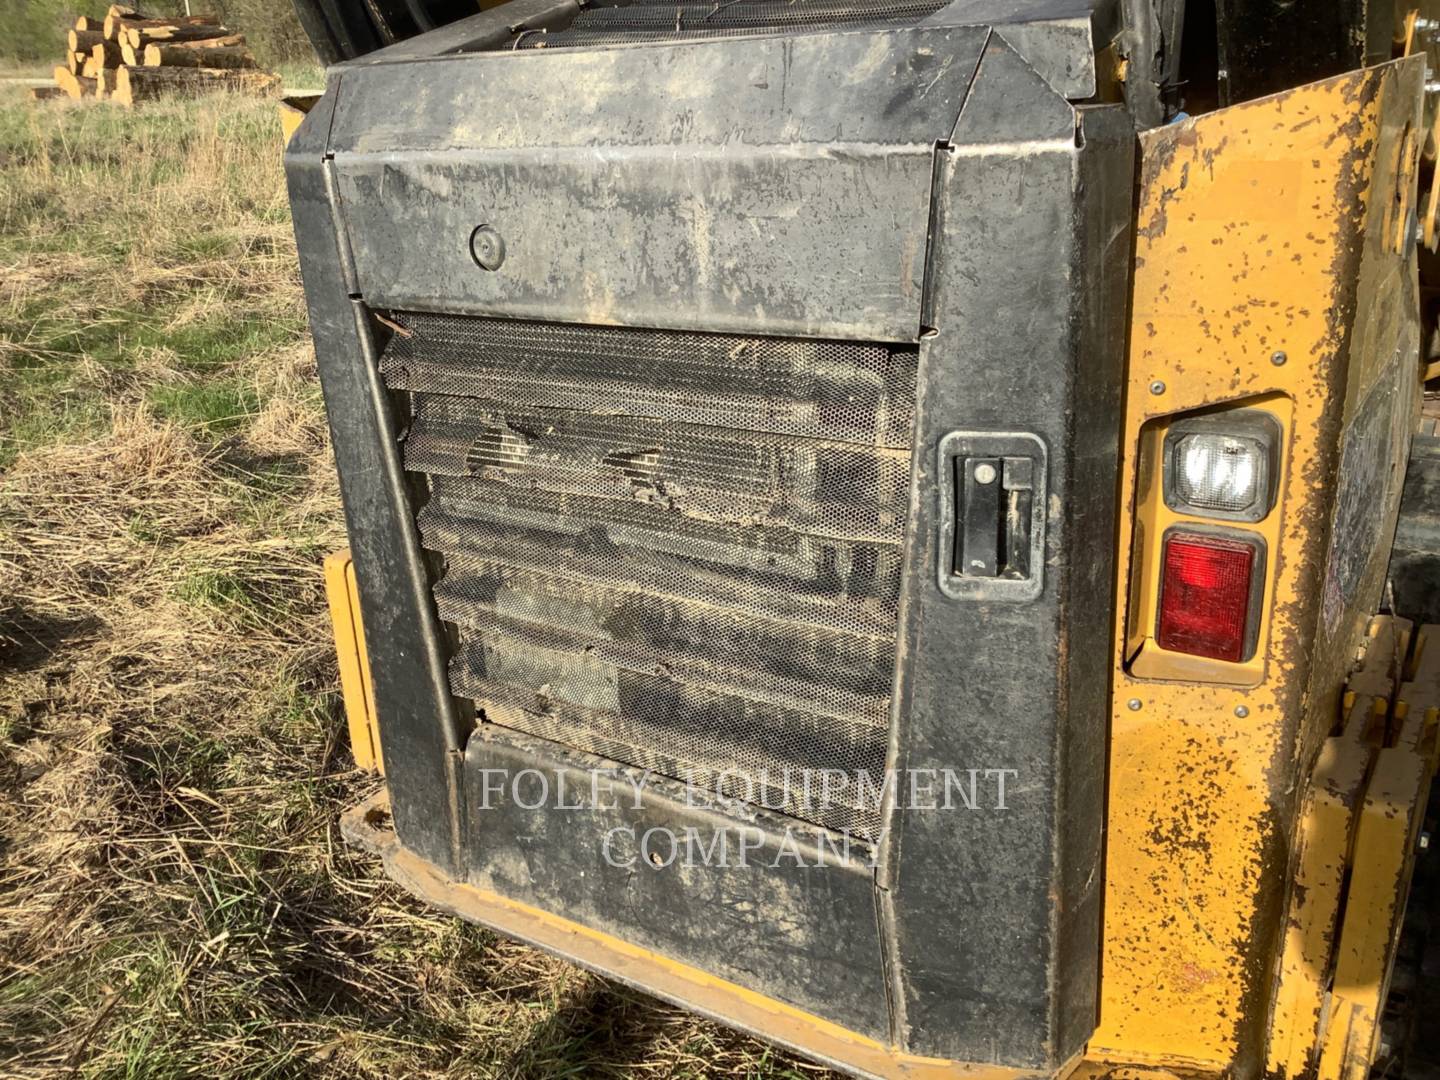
[47,6,280,106]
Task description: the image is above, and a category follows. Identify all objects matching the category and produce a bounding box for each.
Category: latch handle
[938,432,1047,601]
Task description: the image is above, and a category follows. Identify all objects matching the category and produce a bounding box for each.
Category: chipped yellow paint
[324,549,384,774]
[1265,625,1392,1078]
[1090,59,1424,1070]
[1067,1063,1183,1080]
[1314,731,1433,1080]
[1271,618,1438,1080]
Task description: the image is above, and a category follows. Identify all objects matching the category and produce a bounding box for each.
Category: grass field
[1,0,316,69]
[0,87,828,1079]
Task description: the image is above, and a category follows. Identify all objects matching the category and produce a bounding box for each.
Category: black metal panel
[289,0,384,63]
[345,0,580,63]
[293,9,1133,1067]
[289,0,486,61]
[883,37,1132,1066]
[285,87,467,876]
[1215,0,1388,105]
[325,26,988,341]
[1115,0,1185,125]
[1389,432,1440,624]
[464,726,893,1038]
[923,0,1120,101]
[514,0,952,48]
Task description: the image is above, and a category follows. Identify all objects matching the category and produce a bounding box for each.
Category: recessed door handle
[938,432,1047,601]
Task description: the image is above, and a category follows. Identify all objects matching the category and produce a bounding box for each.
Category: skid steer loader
[283,0,1440,1075]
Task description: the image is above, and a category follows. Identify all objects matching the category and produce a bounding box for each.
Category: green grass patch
[172,567,253,612]
[166,314,307,372]
[125,511,169,545]
[147,380,259,434]
[0,392,109,468]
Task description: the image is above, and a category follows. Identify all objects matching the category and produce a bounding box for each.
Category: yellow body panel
[1093,59,1423,1071]
[279,94,321,147]
[1266,698,1373,1079]
[1315,723,1434,1080]
[323,549,383,774]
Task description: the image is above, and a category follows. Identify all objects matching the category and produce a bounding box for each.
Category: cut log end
[54,67,97,100]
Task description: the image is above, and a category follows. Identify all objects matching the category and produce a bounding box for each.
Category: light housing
[1156,527,1267,662]
[1163,410,1281,523]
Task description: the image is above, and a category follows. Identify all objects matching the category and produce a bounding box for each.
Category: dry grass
[0,88,827,1079]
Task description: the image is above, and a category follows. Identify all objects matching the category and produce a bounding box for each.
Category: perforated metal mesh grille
[433,564,893,724]
[510,0,950,49]
[405,395,911,543]
[458,642,890,837]
[420,481,904,638]
[380,312,915,447]
[381,311,918,841]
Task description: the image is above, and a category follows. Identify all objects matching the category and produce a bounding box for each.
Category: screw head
[1149,380,1166,395]
[1270,350,1287,366]
[1234,705,1250,719]
[973,463,997,485]
[1126,698,1142,712]
[1421,831,1431,852]
[469,224,506,271]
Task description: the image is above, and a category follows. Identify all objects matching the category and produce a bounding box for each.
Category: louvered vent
[380,312,918,840]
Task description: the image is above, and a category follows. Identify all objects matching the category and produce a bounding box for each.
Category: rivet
[1148,380,1166,395]
[1270,350,1287,366]
[1234,705,1250,719]
[973,463,997,485]
[1126,698,1142,712]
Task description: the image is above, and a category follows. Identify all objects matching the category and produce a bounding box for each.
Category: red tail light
[1157,531,1263,662]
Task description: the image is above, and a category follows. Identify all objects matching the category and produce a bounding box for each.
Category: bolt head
[1421,832,1431,851]
[1126,698,1142,712]
[1234,705,1250,719]
[469,224,506,271]
[1149,380,1166,395]
[1271,350,1287,366]
[973,463,997,485]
